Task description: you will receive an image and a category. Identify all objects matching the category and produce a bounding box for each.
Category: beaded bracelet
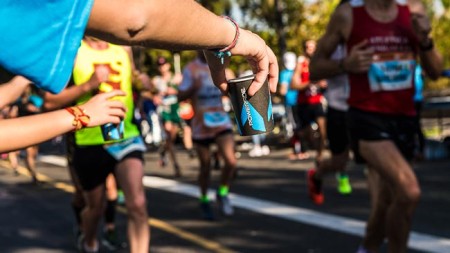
[65,106,90,131]
[212,16,240,64]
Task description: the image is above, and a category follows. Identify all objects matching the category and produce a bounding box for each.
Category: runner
[307,44,352,204]
[290,40,327,163]
[310,0,442,252]
[178,52,237,220]
[279,51,309,160]
[153,56,182,177]
[70,37,148,253]
[307,0,352,206]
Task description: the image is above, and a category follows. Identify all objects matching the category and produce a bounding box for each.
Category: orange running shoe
[307,169,324,205]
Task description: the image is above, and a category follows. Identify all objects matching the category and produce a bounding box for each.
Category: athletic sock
[218,185,229,197]
[200,195,210,203]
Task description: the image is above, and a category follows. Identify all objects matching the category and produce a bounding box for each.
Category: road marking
[144,176,450,253]
[0,161,236,253]
[32,156,450,252]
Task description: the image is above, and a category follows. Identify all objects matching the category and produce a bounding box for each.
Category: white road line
[39,155,450,253]
[144,176,450,253]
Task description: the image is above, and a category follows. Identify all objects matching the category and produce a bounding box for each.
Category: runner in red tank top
[291,40,328,164]
[309,0,442,252]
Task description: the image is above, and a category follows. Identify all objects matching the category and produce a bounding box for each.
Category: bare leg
[8,151,19,174]
[164,121,181,176]
[81,184,106,249]
[315,116,326,162]
[196,144,211,196]
[104,174,118,231]
[25,146,38,183]
[360,140,421,253]
[115,158,149,253]
[363,168,392,252]
[216,133,237,187]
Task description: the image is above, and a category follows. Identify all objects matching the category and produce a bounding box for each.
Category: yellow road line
[0,161,236,253]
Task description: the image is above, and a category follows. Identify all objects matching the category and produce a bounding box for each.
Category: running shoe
[307,169,324,205]
[216,191,234,216]
[101,228,127,251]
[77,234,99,253]
[200,202,215,221]
[336,173,352,195]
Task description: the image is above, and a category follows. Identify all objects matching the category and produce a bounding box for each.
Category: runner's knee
[125,194,147,216]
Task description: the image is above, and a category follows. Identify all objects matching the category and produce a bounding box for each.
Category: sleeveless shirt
[73,41,140,145]
[347,0,418,115]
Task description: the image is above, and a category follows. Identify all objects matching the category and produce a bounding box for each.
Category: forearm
[0,110,74,152]
[0,76,29,108]
[44,82,95,111]
[88,0,234,50]
[310,58,344,81]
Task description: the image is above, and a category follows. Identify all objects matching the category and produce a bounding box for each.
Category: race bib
[368,52,415,92]
[203,111,230,128]
[104,136,146,161]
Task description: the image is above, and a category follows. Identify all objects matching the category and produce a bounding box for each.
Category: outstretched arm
[0,90,126,153]
[88,0,278,96]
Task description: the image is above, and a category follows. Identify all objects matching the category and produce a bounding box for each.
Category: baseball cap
[283,52,296,71]
[157,56,168,66]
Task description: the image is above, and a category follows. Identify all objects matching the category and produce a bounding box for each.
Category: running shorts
[193,129,233,147]
[348,108,416,164]
[296,103,326,129]
[326,107,350,155]
[73,145,143,191]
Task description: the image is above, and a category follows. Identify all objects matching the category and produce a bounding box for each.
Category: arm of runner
[0,90,126,153]
[408,0,443,80]
[310,3,355,81]
[290,57,310,91]
[0,76,30,109]
[88,0,278,97]
[43,70,109,111]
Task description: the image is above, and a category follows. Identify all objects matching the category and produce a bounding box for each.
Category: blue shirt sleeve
[279,69,293,87]
[0,0,94,93]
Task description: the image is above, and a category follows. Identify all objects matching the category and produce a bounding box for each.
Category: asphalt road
[0,140,449,253]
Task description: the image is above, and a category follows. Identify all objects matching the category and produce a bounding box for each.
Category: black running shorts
[326,107,350,155]
[73,145,143,191]
[347,108,416,164]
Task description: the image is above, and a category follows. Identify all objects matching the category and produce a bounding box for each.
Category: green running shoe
[336,173,352,195]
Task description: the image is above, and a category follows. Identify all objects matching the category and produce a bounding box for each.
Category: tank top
[72,41,140,145]
[296,56,323,105]
[179,59,232,140]
[347,0,417,116]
